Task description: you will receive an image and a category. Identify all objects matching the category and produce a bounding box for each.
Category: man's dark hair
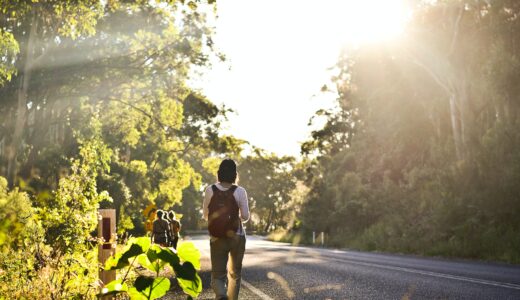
[217,159,237,183]
[157,210,163,219]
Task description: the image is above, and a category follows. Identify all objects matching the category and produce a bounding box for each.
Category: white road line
[242,279,274,300]
[326,257,520,291]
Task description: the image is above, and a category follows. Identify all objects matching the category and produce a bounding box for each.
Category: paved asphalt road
[163,235,520,300]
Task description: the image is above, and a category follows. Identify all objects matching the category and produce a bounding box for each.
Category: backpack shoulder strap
[211,184,218,192]
[229,185,238,192]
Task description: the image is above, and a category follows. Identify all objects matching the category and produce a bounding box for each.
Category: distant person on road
[152,210,170,247]
[168,210,181,249]
[203,158,250,300]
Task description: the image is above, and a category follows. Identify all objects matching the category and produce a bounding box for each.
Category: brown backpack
[208,185,239,238]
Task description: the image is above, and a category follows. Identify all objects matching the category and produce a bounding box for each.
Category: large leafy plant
[101,237,202,299]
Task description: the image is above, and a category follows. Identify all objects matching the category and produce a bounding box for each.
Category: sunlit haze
[3,2,519,298]
[192,0,410,156]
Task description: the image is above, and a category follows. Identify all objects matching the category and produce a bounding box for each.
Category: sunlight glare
[326,0,411,46]
[194,0,413,156]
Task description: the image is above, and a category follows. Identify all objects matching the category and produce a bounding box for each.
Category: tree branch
[448,4,465,57]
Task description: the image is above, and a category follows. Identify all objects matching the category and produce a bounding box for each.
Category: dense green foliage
[0,0,226,236]
[0,137,109,298]
[0,0,223,297]
[298,0,520,263]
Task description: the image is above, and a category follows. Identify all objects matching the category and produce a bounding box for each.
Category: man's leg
[210,237,230,299]
[227,235,246,300]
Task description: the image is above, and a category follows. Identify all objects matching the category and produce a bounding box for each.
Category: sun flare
[197,0,413,155]
[325,0,411,45]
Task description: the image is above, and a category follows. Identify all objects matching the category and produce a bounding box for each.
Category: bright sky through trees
[193,0,410,156]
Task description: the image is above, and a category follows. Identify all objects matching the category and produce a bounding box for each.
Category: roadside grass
[267,229,309,246]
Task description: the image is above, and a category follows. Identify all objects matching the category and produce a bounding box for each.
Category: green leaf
[169,254,201,297]
[156,246,180,267]
[173,261,197,281]
[135,276,155,292]
[177,273,202,298]
[127,287,148,300]
[105,237,150,270]
[147,244,161,262]
[98,279,128,296]
[177,241,201,270]
[147,244,168,272]
[137,253,156,273]
[129,276,170,300]
[134,236,152,250]
[150,277,170,299]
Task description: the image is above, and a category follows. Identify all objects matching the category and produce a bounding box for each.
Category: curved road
[164,235,520,299]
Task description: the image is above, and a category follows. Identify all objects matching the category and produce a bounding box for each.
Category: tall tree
[0,0,106,186]
[0,0,226,234]
[239,149,297,233]
[299,0,520,262]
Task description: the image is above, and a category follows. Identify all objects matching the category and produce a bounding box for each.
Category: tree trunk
[263,207,274,233]
[26,89,52,167]
[448,93,463,161]
[6,15,37,187]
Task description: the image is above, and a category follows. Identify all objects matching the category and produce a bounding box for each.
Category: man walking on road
[152,210,170,247]
[168,210,181,249]
[203,159,250,300]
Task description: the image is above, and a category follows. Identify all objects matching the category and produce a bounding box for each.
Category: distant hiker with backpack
[168,210,181,249]
[152,210,170,247]
[203,159,250,300]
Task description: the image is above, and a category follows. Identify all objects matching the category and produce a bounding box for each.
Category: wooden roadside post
[98,209,116,295]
